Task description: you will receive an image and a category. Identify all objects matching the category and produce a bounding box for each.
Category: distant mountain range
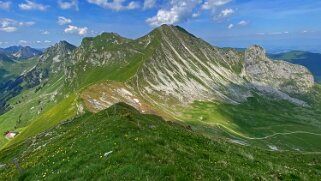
[0,46,42,82]
[0,46,42,60]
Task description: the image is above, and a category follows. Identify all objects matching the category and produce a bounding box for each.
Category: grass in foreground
[0,103,320,180]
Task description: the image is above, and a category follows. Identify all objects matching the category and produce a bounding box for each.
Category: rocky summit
[76,25,314,114]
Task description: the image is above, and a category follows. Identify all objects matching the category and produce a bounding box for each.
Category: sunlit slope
[0,103,320,180]
[182,93,321,152]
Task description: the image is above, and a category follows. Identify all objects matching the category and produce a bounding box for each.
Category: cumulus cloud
[19,21,36,26]
[202,0,232,10]
[87,0,140,11]
[238,20,248,26]
[146,0,233,27]
[219,8,234,17]
[1,26,17,32]
[64,25,88,35]
[40,30,50,35]
[143,0,156,9]
[58,0,79,10]
[146,0,200,27]
[19,0,49,11]
[228,23,233,29]
[0,18,35,32]
[34,40,52,44]
[58,16,72,25]
[0,1,11,10]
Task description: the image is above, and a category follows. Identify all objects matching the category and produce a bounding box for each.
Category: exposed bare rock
[244,45,314,94]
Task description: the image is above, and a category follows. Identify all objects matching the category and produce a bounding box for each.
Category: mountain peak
[245,44,267,62]
[48,41,76,53]
[154,24,195,37]
[80,32,131,48]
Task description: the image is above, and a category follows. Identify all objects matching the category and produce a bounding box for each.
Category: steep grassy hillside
[0,103,320,180]
[0,58,38,83]
[0,74,74,147]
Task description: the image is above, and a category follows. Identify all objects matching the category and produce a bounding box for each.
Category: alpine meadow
[0,0,321,180]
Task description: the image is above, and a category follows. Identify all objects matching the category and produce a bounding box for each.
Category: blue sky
[1,0,321,52]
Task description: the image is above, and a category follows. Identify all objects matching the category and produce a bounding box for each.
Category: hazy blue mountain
[4,46,42,59]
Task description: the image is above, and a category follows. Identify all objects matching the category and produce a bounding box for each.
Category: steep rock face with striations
[70,25,315,113]
[244,45,314,94]
[127,25,249,106]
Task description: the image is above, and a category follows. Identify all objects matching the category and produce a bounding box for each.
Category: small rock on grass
[104,151,113,158]
[0,164,6,170]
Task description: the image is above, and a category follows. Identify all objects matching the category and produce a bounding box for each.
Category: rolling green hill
[0,103,320,180]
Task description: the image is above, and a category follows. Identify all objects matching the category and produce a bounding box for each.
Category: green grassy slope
[70,30,161,89]
[182,93,321,152]
[0,103,320,180]
[0,58,38,83]
[0,73,75,148]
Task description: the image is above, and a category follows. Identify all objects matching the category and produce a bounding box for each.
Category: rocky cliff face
[244,45,314,94]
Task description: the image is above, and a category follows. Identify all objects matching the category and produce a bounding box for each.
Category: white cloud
[258,31,291,36]
[192,12,200,18]
[19,40,28,44]
[202,0,233,21]
[219,8,234,17]
[40,30,50,35]
[18,21,36,26]
[87,0,140,11]
[0,41,8,45]
[238,20,248,26]
[0,1,11,10]
[64,25,88,35]
[0,18,35,32]
[143,0,156,9]
[146,0,200,27]
[44,40,52,43]
[1,26,17,32]
[228,23,233,29]
[58,0,79,10]
[146,0,233,26]
[58,16,72,25]
[202,0,232,10]
[19,0,49,11]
